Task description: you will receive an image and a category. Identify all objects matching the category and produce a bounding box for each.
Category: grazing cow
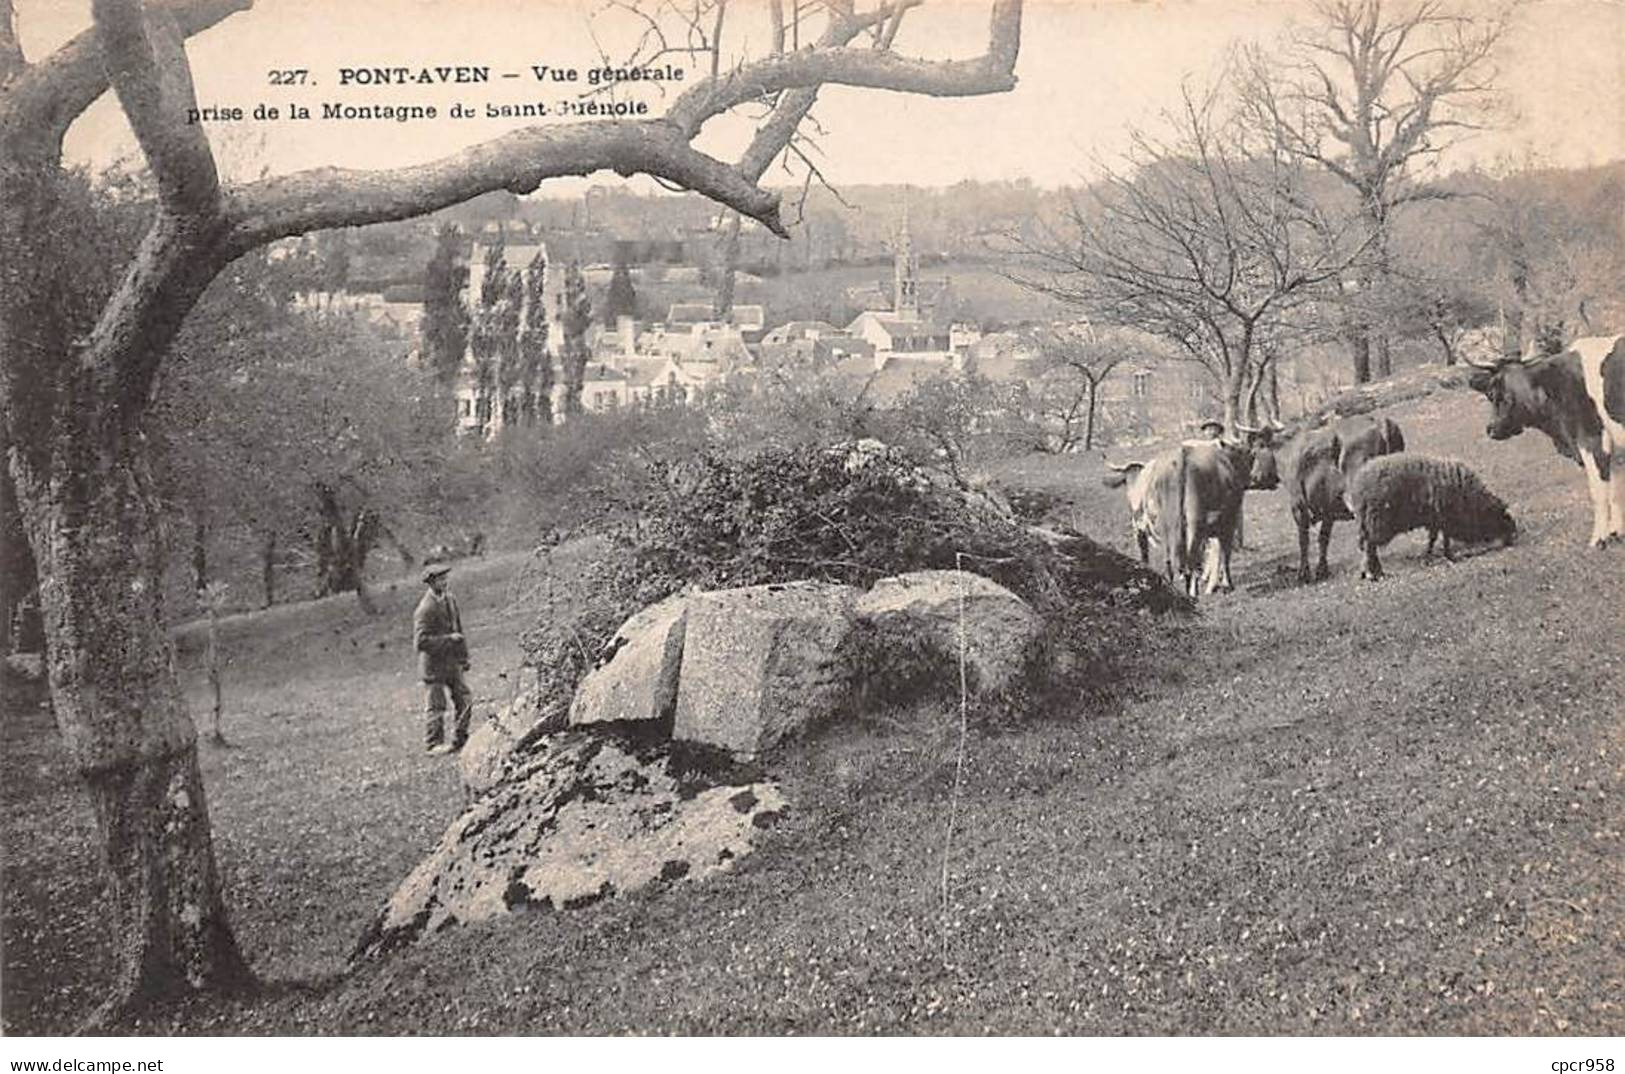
[1102,458,1158,566]
[1282,416,1406,582]
[1106,437,1278,598]
[1103,437,1230,582]
[1467,334,1625,547]
[1346,454,1516,580]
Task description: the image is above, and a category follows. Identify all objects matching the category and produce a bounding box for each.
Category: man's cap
[421,562,451,583]
[1196,418,1226,436]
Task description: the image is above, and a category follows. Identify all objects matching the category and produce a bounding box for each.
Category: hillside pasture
[1,385,1620,1035]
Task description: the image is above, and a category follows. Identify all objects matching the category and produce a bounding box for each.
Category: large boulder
[569,590,689,730]
[460,667,546,798]
[856,569,1040,694]
[358,731,786,958]
[673,581,861,759]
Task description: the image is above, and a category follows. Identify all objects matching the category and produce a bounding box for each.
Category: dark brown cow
[1282,416,1406,582]
[1467,334,1625,548]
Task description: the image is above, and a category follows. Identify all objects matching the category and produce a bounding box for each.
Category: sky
[16,0,1625,193]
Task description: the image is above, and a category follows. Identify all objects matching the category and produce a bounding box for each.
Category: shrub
[519,441,1184,722]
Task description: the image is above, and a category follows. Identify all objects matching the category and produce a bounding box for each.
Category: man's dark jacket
[413,589,468,683]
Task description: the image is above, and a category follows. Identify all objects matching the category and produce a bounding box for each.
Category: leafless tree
[1237,0,1513,381]
[1021,322,1132,452]
[1016,79,1370,434]
[0,0,1023,1019]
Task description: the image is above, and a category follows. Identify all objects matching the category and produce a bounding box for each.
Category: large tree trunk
[1349,333,1373,385]
[13,434,252,1017]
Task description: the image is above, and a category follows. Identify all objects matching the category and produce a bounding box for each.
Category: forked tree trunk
[312,485,378,612]
[13,431,252,1017]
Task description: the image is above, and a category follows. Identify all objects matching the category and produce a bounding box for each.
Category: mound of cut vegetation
[519,440,1186,727]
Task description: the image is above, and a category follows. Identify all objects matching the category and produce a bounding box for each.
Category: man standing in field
[414,562,472,754]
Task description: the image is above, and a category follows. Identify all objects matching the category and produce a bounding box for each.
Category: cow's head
[1233,422,1282,491]
[1101,460,1145,490]
[1466,357,1544,441]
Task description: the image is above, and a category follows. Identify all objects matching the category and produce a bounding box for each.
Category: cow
[1105,433,1279,598]
[1281,415,1406,582]
[1102,457,1158,566]
[1467,334,1625,548]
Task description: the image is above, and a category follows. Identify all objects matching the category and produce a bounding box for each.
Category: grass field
[2,383,1620,1035]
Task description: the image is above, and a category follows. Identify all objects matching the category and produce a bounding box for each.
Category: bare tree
[1238,0,1512,381]
[1017,79,1370,434]
[0,0,1023,1018]
[1021,322,1131,452]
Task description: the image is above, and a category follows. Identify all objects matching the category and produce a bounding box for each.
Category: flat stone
[569,591,689,729]
[673,581,861,758]
[358,732,786,957]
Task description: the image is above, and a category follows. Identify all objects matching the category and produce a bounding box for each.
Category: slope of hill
[2,384,1620,1035]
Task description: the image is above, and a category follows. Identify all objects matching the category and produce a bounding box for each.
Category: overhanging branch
[667,0,1020,136]
[224,120,787,251]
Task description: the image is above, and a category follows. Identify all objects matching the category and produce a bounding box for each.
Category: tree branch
[92,0,221,219]
[224,120,788,251]
[0,0,25,85]
[666,0,1020,136]
[1,0,248,152]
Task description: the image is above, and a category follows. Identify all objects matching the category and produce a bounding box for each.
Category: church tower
[892,197,920,322]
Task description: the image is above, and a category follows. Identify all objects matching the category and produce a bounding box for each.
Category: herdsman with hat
[414,561,472,754]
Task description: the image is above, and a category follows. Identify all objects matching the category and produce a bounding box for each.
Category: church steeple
[893,195,919,321]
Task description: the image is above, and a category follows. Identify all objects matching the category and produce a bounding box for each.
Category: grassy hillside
[3,383,1621,1035]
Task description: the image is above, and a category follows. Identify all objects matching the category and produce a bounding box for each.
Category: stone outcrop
[381,566,1049,955]
[673,581,861,758]
[856,569,1041,694]
[568,591,689,729]
[460,667,547,798]
[358,731,786,959]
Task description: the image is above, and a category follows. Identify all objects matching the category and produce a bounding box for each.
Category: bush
[519,441,1184,721]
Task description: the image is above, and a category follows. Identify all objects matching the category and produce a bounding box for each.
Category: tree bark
[1349,333,1372,385]
[14,432,251,1016]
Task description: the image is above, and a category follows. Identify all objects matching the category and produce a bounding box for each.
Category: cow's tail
[1167,447,1193,584]
[1182,448,1201,587]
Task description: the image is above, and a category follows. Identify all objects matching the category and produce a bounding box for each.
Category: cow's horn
[1105,460,1142,472]
[1463,353,1504,370]
[1234,421,1261,434]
